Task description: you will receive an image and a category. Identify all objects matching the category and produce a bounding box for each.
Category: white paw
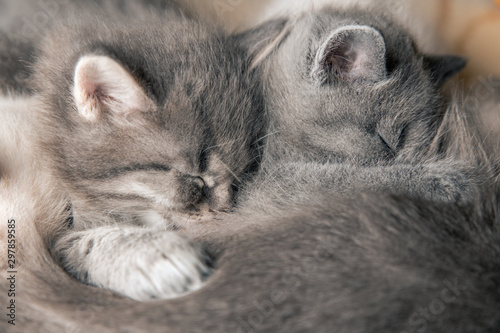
[80,229,211,301]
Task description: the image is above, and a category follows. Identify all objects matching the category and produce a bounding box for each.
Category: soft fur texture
[0,2,499,333]
[0,0,184,94]
[1,190,500,333]
[1,1,272,302]
[0,34,34,94]
[245,8,485,208]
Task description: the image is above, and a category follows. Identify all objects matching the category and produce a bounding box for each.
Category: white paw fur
[57,226,211,301]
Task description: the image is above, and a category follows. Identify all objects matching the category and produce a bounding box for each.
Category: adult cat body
[1,189,499,333]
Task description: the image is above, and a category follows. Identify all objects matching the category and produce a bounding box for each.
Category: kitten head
[257,9,466,164]
[34,15,270,228]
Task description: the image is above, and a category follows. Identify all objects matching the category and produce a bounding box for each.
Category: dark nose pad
[202,184,210,199]
[186,176,205,205]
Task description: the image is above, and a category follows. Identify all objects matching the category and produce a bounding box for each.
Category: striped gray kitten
[30,8,270,301]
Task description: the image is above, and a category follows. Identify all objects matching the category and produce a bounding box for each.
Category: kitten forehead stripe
[93,163,172,179]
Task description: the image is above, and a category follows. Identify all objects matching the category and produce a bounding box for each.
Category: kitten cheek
[207,182,234,212]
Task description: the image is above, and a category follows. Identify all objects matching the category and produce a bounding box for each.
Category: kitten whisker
[254,130,281,145]
[213,157,241,183]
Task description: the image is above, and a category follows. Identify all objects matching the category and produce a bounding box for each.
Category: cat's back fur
[1,187,500,333]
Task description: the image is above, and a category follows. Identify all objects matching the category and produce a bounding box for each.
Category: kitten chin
[136,206,217,231]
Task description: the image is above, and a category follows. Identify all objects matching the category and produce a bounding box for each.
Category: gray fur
[0,32,34,94]
[247,8,482,206]
[0,3,499,333]
[26,5,267,301]
[0,0,183,94]
[2,190,500,333]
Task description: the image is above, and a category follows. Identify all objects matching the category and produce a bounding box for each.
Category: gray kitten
[25,6,271,301]
[1,5,498,333]
[244,8,482,206]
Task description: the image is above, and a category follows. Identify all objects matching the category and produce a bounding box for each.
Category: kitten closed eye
[246,7,476,205]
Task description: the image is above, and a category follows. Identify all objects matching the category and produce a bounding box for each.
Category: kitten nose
[186,176,205,205]
[202,184,210,198]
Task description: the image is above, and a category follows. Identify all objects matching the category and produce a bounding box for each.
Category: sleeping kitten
[242,8,481,205]
[12,7,273,301]
[0,5,498,333]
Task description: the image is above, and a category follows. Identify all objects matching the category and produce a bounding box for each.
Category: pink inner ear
[325,41,358,79]
[81,77,98,98]
[75,62,101,102]
[313,25,387,83]
[73,55,154,122]
[346,39,373,79]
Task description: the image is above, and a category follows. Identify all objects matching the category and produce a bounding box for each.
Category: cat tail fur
[0,94,70,288]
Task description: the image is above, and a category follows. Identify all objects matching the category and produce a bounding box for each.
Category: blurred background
[180,0,500,83]
[1,0,498,82]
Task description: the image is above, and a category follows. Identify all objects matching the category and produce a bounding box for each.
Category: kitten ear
[235,18,290,69]
[423,55,467,86]
[312,25,387,83]
[73,55,154,122]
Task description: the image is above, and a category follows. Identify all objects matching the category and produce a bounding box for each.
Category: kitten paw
[61,228,212,302]
[108,232,212,301]
[423,166,478,204]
